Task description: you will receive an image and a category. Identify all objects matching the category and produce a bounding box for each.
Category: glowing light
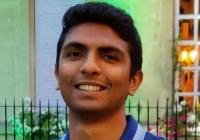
[181,50,188,61]
[179,49,197,64]
[189,50,197,62]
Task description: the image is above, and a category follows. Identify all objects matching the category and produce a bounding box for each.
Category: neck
[68,107,127,140]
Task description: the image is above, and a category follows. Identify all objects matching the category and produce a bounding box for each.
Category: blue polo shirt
[60,115,165,140]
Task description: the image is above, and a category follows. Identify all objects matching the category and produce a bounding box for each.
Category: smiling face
[55,23,142,116]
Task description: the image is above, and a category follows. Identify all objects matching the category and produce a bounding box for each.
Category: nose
[80,52,101,76]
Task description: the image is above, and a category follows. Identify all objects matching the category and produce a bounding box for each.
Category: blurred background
[0,0,200,139]
[0,0,174,106]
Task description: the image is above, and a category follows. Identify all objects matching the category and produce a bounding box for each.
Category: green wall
[0,0,29,104]
[0,0,173,109]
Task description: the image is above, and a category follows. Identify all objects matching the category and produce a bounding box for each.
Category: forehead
[62,23,130,52]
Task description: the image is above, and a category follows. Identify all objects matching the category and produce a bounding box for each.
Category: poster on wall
[35,0,84,106]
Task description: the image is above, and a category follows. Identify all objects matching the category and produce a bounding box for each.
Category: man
[55,2,164,140]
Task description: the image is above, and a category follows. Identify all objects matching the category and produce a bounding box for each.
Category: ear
[54,65,60,90]
[128,70,143,96]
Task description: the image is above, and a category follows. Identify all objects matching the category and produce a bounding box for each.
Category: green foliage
[149,101,200,138]
[8,98,67,140]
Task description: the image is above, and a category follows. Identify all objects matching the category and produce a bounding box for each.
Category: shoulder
[126,115,165,140]
[59,133,67,140]
[144,132,165,140]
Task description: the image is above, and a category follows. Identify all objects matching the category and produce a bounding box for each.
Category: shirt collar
[120,115,138,140]
[64,115,138,140]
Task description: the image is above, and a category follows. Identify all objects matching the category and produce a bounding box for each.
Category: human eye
[65,50,83,60]
[68,51,81,57]
[103,54,119,62]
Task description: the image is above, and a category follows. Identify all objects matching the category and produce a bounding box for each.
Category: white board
[35,0,84,106]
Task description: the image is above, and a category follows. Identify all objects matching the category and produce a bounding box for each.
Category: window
[175,0,200,109]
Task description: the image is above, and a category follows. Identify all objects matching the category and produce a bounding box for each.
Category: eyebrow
[98,46,122,53]
[98,46,125,58]
[62,41,125,56]
[62,41,87,50]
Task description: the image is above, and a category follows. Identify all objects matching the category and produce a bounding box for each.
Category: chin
[69,103,106,114]
[71,107,113,121]
[72,105,103,112]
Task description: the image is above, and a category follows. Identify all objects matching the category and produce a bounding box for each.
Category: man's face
[55,23,142,115]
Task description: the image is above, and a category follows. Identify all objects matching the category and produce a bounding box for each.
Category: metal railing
[1,98,200,140]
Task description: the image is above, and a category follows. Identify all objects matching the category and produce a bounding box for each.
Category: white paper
[35,0,84,106]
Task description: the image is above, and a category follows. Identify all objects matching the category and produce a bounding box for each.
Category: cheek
[59,62,80,77]
[107,66,131,90]
[57,65,75,102]
[58,64,76,88]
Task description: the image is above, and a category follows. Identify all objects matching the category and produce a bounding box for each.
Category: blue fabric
[120,115,138,140]
[61,115,165,140]
[144,132,165,140]
[63,131,69,140]
[120,116,164,140]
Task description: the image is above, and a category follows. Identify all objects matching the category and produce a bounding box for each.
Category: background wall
[0,0,29,104]
[0,0,173,110]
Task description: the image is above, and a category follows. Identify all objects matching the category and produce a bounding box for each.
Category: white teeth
[78,85,101,91]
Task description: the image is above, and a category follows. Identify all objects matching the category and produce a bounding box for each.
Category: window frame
[175,0,200,108]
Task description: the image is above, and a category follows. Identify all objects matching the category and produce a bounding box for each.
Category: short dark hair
[56,2,142,76]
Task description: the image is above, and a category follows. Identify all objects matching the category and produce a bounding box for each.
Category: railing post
[137,100,140,123]
[175,101,178,140]
[39,100,42,140]
[147,100,149,131]
[156,100,159,136]
[165,98,169,140]
[30,99,33,140]
[184,104,187,140]
[5,99,7,140]
[13,99,16,140]
[128,99,131,114]
[22,99,25,140]
[48,100,50,140]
